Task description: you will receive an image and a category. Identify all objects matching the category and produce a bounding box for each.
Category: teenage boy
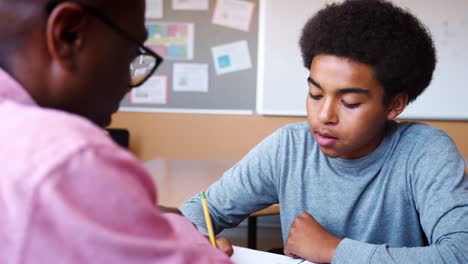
[180,0,468,263]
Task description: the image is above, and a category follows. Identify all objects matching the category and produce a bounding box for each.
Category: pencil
[200,191,217,248]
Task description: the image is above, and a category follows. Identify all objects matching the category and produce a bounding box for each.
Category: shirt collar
[0,68,37,106]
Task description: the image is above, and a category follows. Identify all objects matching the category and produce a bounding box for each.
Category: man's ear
[386,92,409,120]
[46,2,87,70]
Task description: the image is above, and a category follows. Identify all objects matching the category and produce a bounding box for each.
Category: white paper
[231,246,317,264]
[212,40,252,75]
[145,22,195,60]
[146,0,163,19]
[212,0,255,31]
[130,75,168,104]
[172,0,209,10]
[173,63,209,92]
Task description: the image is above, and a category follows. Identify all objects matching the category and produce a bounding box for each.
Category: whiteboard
[256,0,468,120]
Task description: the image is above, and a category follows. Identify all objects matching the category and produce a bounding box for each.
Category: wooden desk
[465,156,468,174]
[145,158,235,207]
[144,158,280,249]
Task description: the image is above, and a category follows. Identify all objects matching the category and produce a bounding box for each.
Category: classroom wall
[110,112,468,162]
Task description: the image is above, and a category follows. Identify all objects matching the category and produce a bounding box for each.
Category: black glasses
[46,0,163,88]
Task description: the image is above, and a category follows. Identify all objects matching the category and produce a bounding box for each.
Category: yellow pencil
[200,191,217,248]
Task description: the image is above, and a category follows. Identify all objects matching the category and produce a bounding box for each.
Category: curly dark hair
[299,0,436,104]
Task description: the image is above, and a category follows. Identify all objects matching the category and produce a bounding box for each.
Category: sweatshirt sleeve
[23,145,232,264]
[332,131,468,264]
[180,127,284,235]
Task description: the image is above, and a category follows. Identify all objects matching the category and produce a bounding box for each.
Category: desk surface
[145,158,279,216]
[145,158,237,207]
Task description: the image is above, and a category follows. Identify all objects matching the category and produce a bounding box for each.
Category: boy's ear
[386,92,409,120]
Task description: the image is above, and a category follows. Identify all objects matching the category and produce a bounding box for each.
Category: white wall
[257,0,468,120]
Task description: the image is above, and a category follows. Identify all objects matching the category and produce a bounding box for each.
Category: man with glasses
[0,0,232,263]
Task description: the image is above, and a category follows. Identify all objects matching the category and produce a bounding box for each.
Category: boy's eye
[309,93,322,100]
[342,101,361,109]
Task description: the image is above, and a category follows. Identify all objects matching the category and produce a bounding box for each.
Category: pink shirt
[0,69,232,264]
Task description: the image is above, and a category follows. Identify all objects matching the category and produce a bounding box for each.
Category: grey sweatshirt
[180,121,468,263]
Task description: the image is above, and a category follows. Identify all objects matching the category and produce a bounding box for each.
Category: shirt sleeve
[22,144,232,264]
[332,132,468,264]
[180,127,284,235]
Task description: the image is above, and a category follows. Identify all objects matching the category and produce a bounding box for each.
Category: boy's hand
[203,236,234,256]
[215,237,234,257]
[284,212,342,263]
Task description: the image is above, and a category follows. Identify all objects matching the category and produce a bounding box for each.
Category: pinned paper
[145,22,195,60]
[173,63,209,92]
[212,0,255,32]
[212,40,252,75]
[172,0,209,10]
[146,0,163,19]
[130,75,168,104]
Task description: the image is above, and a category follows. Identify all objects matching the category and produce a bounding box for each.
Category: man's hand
[284,212,342,263]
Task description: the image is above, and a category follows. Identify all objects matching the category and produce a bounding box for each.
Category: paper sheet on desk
[231,246,316,264]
